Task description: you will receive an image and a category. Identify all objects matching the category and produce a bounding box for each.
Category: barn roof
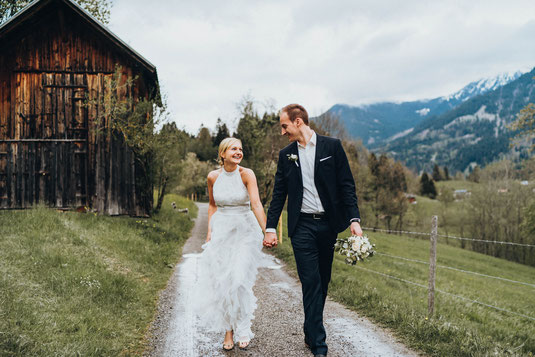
[0,0,157,76]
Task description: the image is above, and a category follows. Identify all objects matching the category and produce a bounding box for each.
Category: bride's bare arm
[206,170,219,242]
[241,168,267,233]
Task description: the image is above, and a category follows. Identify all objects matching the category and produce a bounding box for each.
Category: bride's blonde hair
[218,137,242,166]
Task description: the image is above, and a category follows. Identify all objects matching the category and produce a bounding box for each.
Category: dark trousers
[290,214,336,356]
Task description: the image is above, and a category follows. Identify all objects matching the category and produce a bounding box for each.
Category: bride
[192,137,267,350]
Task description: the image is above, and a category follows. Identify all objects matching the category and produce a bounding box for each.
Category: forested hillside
[383,68,535,173]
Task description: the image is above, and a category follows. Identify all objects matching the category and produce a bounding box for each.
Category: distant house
[404,193,417,204]
[0,0,159,216]
[453,189,471,199]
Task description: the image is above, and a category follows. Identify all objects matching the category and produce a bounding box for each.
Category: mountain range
[320,70,533,173]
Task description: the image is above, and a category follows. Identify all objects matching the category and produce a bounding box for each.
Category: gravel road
[144,202,420,357]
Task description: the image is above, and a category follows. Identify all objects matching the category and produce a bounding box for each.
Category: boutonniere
[287,154,299,167]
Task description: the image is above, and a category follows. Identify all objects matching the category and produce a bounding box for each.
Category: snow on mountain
[321,69,526,150]
[387,127,414,141]
[415,108,430,116]
[382,67,535,173]
[443,71,523,102]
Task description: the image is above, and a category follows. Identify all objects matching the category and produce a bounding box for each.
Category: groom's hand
[263,232,278,248]
[350,222,363,237]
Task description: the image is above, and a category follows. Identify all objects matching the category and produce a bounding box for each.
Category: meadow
[273,211,535,357]
[0,195,197,356]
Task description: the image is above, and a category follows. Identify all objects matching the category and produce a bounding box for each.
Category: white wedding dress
[192,166,264,342]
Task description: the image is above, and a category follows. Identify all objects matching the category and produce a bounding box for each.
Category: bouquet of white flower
[334,235,376,265]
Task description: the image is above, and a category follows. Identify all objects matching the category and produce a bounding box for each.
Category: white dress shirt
[266,132,325,234]
[298,132,325,214]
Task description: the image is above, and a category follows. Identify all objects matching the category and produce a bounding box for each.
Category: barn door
[0,72,89,208]
[41,72,89,208]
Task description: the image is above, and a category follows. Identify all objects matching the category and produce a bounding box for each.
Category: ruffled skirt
[192,209,264,342]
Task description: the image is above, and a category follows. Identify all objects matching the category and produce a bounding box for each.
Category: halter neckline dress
[192,165,264,342]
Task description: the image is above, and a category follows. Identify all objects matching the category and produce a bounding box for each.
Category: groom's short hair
[281,104,309,125]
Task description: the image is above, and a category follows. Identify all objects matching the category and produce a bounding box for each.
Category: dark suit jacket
[266,134,360,237]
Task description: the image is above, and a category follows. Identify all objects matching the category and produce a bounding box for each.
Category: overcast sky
[108,0,535,134]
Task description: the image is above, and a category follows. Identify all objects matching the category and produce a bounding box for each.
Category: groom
[264,104,362,357]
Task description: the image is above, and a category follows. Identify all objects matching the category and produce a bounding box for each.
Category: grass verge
[0,194,197,356]
[273,211,535,356]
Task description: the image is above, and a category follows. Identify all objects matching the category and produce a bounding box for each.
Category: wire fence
[356,218,535,322]
[375,252,535,288]
[355,265,535,322]
[362,226,535,248]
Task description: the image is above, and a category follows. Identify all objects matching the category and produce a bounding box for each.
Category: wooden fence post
[428,215,438,317]
[278,215,283,243]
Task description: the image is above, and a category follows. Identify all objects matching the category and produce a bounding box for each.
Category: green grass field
[398,180,475,240]
[273,211,535,356]
[0,194,197,356]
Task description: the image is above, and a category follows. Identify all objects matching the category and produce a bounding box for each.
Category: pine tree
[191,125,216,162]
[443,166,450,180]
[432,163,443,181]
[420,172,429,195]
[427,178,437,199]
[212,118,230,147]
[468,165,481,183]
[420,172,437,199]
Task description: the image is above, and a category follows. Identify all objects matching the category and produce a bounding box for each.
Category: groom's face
[280,112,300,142]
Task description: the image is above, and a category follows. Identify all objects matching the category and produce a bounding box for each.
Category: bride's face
[223,143,243,165]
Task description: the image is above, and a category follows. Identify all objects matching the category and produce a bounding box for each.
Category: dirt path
[145,203,420,356]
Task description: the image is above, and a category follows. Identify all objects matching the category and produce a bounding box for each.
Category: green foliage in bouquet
[334,235,376,265]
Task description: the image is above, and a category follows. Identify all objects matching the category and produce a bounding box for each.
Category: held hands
[350,222,363,237]
[263,232,278,248]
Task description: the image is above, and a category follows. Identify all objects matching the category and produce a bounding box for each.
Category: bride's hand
[263,232,278,248]
[206,233,211,243]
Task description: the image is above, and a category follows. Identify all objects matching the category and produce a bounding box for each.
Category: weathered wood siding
[0,1,156,215]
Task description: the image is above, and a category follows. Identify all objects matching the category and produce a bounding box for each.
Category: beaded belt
[217,205,250,214]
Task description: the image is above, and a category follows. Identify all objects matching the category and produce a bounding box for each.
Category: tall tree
[510,102,535,150]
[191,125,216,162]
[443,166,450,180]
[234,99,286,204]
[212,118,230,147]
[311,111,349,141]
[420,172,437,199]
[391,162,408,231]
[432,163,443,181]
[367,154,408,231]
[469,180,535,266]
[467,165,481,183]
[153,122,191,212]
[174,152,214,198]
[0,0,112,24]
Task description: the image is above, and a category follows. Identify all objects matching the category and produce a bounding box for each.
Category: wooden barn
[0,0,160,216]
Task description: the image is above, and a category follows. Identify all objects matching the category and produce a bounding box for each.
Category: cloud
[109,0,535,133]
